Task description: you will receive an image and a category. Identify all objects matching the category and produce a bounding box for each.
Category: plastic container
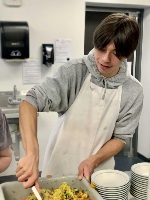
[0,175,103,200]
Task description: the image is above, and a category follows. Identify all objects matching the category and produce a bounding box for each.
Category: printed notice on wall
[55,38,72,63]
[23,60,41,84]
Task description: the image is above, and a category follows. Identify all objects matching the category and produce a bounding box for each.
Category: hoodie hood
[83,49,130,89]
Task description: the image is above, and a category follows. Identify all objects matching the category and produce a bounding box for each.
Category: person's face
[94,41,125,78]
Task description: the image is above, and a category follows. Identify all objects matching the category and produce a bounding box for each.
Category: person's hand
[78,156,96,182]
[16,153,39,189]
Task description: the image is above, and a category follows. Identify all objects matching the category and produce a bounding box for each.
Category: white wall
[0,0,85,91]
[86,0,150,8]
[0,0,150,177]
[137,8,150,158]
[0,0,85,176]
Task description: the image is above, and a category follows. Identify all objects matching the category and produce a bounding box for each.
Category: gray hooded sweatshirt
[26,50,143,142]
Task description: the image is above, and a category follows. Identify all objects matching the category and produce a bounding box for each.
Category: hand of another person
[78,156,96,182]
[16,153,39,189]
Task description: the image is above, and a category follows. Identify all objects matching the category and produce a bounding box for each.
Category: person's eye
[113,52,117,56]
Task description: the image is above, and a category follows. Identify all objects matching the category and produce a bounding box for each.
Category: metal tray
[0,175,102,200]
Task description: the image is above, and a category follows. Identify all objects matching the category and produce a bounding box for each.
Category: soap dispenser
[42,44,54,66]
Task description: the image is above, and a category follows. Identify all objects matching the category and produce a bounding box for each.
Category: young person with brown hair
[16,13,143,189]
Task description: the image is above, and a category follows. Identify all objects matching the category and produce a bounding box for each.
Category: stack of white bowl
[130,162,150,200]
[91,169,130,200]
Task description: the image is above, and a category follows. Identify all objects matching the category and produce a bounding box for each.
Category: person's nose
[102,52,111,63]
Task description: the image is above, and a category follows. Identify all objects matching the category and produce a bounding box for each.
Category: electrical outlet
[3,0,22,7]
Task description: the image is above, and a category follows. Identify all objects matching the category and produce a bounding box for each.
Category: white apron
[41,74,122,177]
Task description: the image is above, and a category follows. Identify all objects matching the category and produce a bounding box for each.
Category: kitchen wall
[86,0,150,8]
[0,0,85,91]
[0,0,150,176]
[137,9,150,159]
[0,0,85,176]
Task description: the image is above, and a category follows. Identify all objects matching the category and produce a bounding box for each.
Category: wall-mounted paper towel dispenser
[0,21,29,59]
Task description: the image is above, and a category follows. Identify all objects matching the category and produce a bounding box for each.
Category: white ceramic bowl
[91,169,130,188]
[131,162,150,177]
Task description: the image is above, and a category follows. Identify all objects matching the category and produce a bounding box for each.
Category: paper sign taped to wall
[23,60,41,84]
[55,38,72,63]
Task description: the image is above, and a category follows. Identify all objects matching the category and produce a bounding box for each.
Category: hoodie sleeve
[25,59,88,113]
[112,77,143,143]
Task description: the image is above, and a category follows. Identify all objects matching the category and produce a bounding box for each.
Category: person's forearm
[16,101,39,188]
[0,147,12,172]
[19,100,39,156]
[78,138,125,180]
[92,138,125,168]
[0,157,12,172]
